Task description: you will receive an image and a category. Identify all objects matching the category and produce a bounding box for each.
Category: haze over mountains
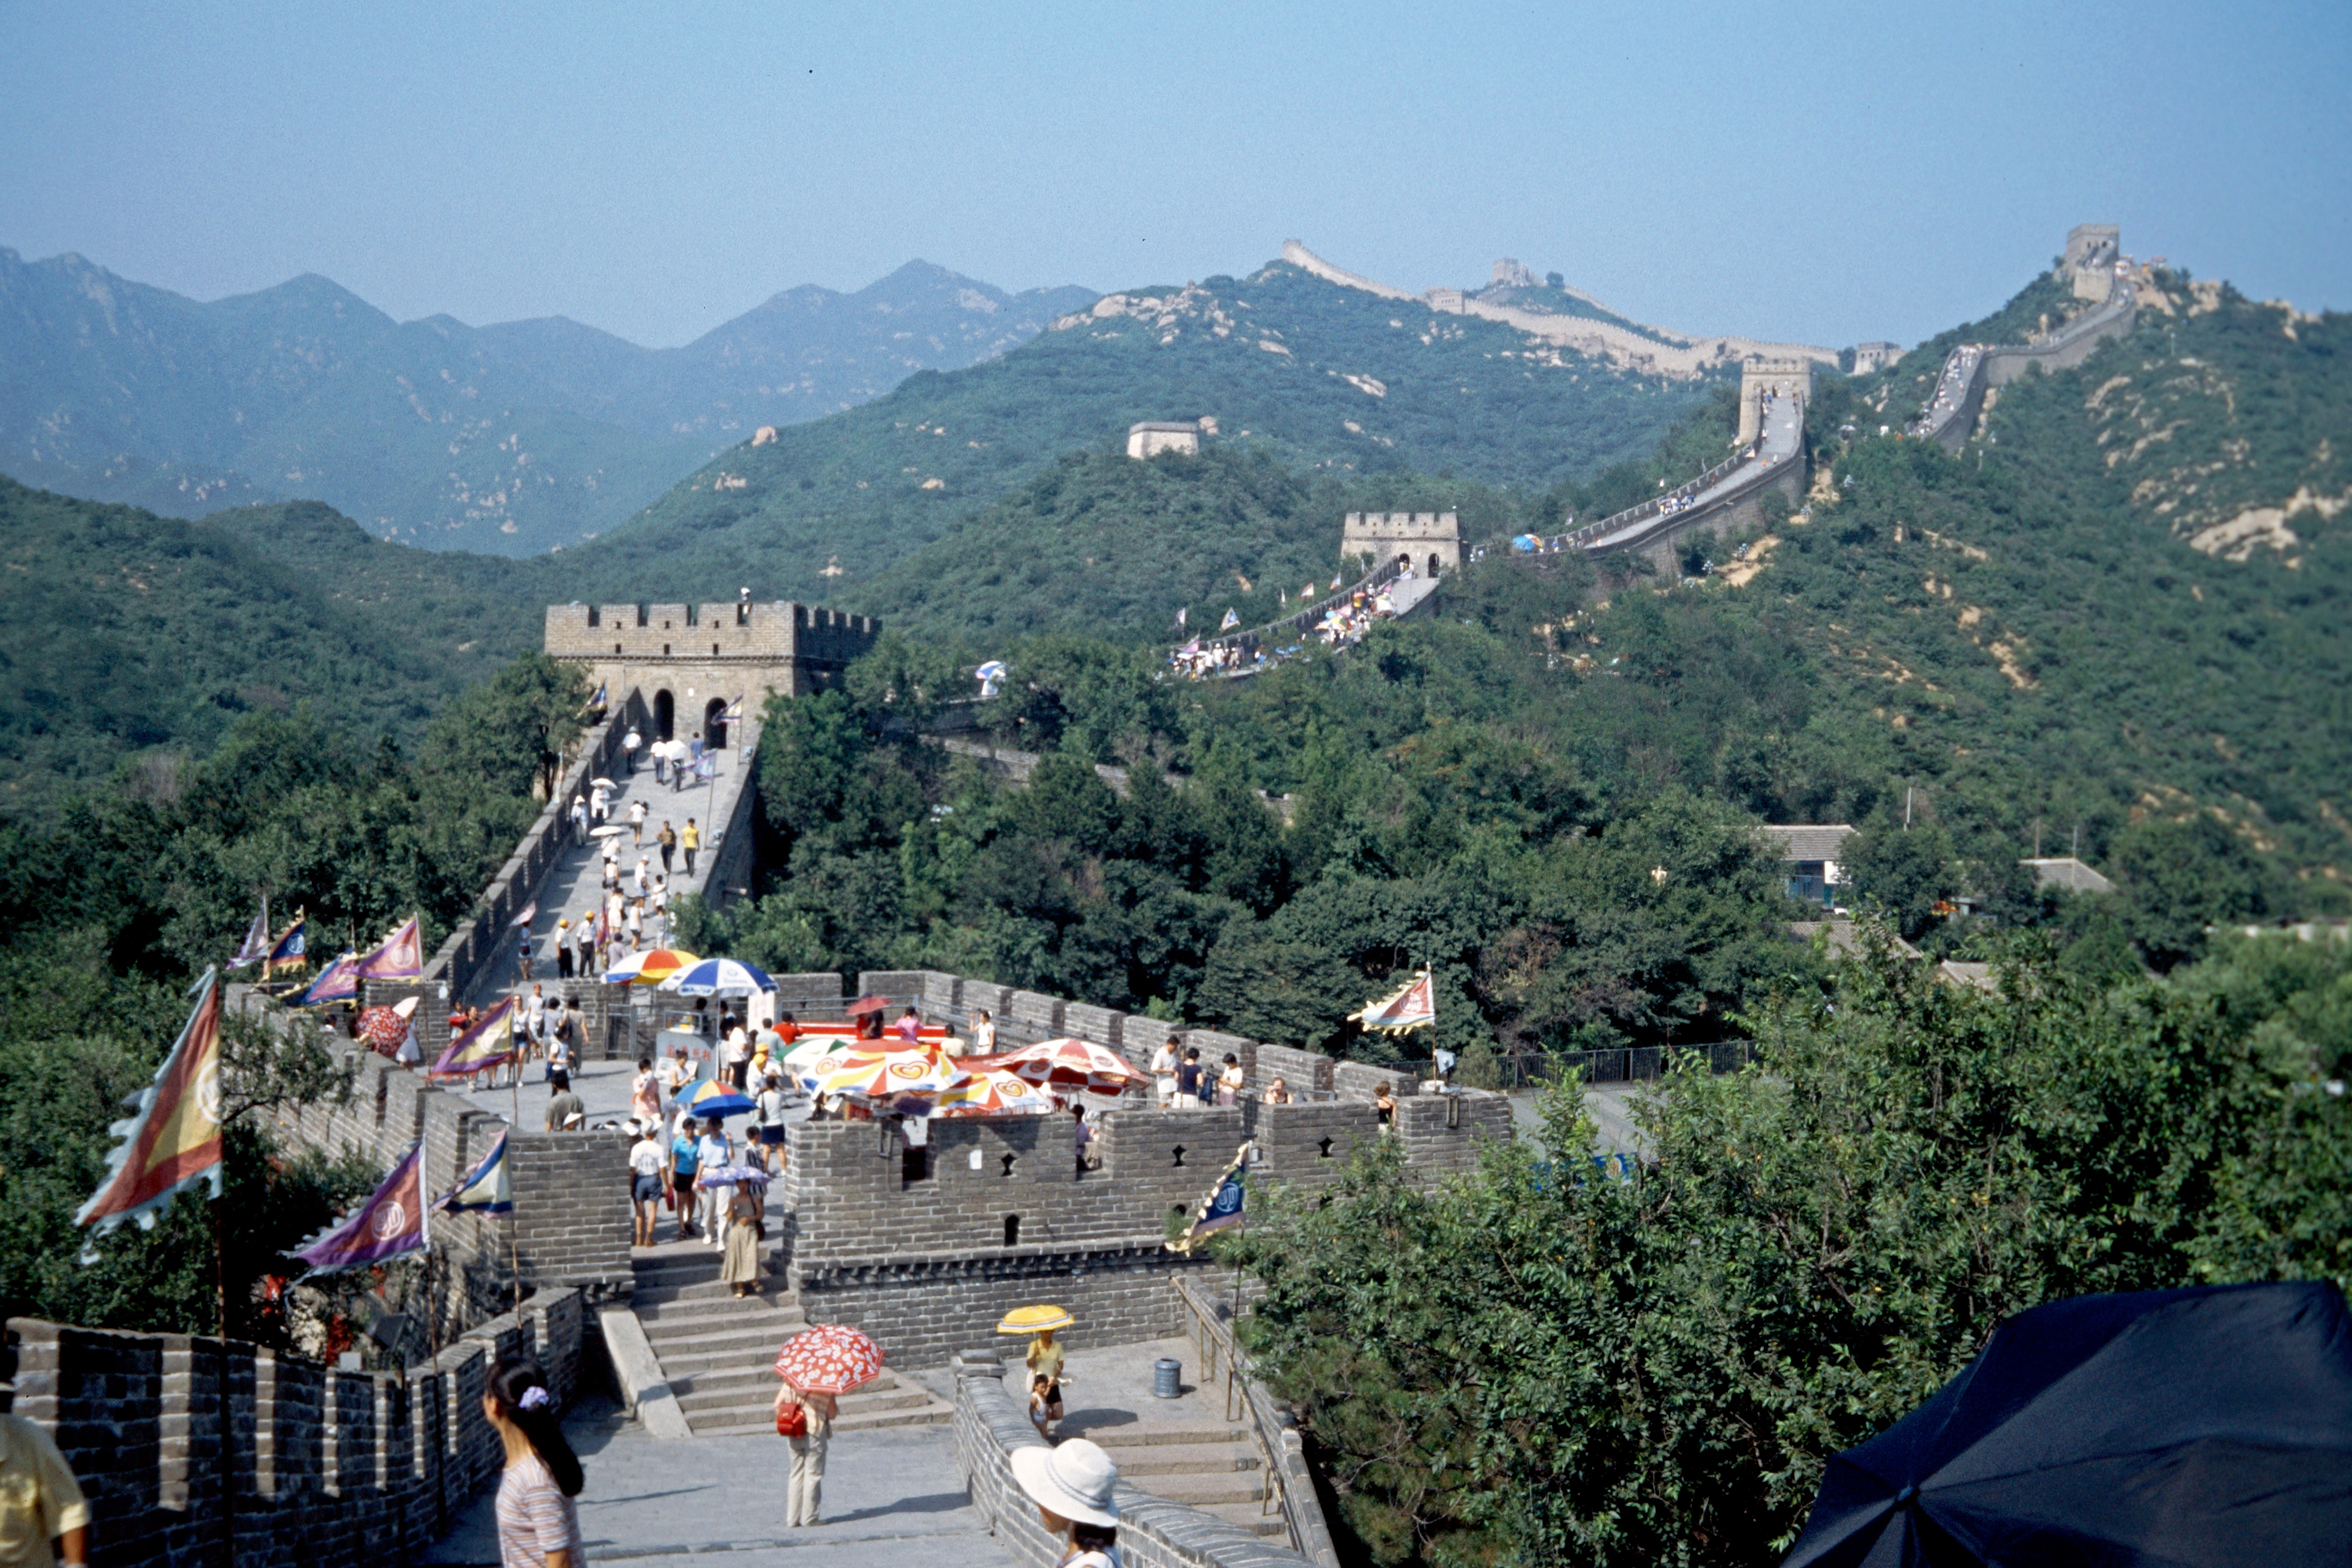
[0,247,1093,554]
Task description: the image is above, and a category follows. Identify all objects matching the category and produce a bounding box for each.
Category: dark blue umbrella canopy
[1783,1281,2352,1567]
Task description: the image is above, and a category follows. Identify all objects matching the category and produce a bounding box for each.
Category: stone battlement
[1341,511,1461,573]
[545,599,878,665]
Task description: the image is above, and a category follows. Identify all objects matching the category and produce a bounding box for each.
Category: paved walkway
[426,1394,1013,1567]
[1582,394,1803,553]
[469,726,759,1004]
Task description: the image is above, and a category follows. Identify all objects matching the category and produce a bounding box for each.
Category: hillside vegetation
[554,260,1716,608]
[0,480,538,818]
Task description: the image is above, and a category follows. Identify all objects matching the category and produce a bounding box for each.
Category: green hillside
[551,259,1717,607]
[0,480,540,819]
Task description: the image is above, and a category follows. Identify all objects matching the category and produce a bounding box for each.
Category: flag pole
[509,1069,524,1322]
[214,1192,235,1568]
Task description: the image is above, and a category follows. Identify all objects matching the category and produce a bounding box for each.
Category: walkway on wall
[464,719,758,1002]
[1908,284,2138,450]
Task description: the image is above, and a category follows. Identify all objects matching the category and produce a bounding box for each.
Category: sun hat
[1010,1437,1119,1527]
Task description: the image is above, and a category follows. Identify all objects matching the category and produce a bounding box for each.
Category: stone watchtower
[1738,358,1815,445]
[2063,224,2122,303]
[1342,511,1461,576]
[1126,420,1202,459]
[543,597,880,744]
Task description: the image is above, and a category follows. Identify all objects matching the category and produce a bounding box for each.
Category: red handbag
[776,1401,807,1437]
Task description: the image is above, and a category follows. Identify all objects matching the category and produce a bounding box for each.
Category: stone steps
[1067,1419,1280,1535]
[626,1249,952,1437]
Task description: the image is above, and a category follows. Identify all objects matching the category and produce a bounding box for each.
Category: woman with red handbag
[773,1381,836,1527]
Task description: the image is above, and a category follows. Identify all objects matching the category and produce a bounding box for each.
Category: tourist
[854,1008,885,1043]
[658,1042,694,1099]
[721,1018,751,1090]
[573,915,595,981]
[657,819,677,877]
[485,1357,584,1568]
[1175,1048,1204,1107]
[1028,1373,1057,1442]
[625,1120,665,1246]
[1262,1076,1293,1106]
[568,792,588,847]
[554,919,574,981]
[970,1008,996,1054]
[681,819,699,875]
[695,1120,733,1248]
[1374,1081,1397,1132]
[1011,1439,1121,1568]
[756,1071,791,1172]
[547,1002,576,1081]
[590,780,610,825]
[773,1381,836,1528]
[1070,1105,1094,1179]
[894,1005,922,1044]
[516,926,534,983]
[1026,1324,1067,1430]
[623,725,642,774]
[1218,1053,1244,1107]
[0,1341,89,1568]
[632,855,650,897]
[721,1179,763,1297]
[670,1118,702,1240]
[524,986,548,1074]
[1150,1035,1179,1107]
[544,1072,583,1132]
[630,1056,661,1126]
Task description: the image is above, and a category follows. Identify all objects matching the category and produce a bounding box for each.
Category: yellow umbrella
[996,1304,1075,1335]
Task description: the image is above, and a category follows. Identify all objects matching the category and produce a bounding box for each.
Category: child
[1028,1373,1057,1442]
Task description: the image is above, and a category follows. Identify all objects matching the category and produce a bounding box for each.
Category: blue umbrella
[680,1077,757,1118]
[1782,1280,2352,1567]
[656,957,777,997]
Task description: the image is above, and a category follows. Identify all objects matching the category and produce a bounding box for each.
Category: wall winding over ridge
[1911,286,2140,453]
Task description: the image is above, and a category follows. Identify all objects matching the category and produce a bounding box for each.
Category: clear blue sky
[3,0,2344,350]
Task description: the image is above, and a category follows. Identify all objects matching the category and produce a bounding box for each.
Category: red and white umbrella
[356,1005,410,1057]
[969,1037,1147,1095]
[810,1045,966,1099]
[933,1068,1057,1118]
[775,1324,885,1396]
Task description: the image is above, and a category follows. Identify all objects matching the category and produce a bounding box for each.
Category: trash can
[1153,1357,1182,1400]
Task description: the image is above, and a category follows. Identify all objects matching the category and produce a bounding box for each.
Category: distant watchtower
[1126,420,1202,459]
[1343,511,1461,576]
[1738,358,1814,445]
[2062,224,2122,303]
[543,596,879,744]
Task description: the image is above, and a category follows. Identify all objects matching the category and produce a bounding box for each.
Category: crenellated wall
[6,1290,585,1568]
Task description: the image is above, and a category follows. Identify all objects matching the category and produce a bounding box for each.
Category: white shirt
[1150,1044,1177,1080]
[629,1137,666,1177]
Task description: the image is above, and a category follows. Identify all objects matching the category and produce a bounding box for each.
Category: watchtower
[1342,511,1461,576]
[543,597,879,744]
[1738,358,1814,445]
[1126,420,1202,459]
[2063,224,2121,302]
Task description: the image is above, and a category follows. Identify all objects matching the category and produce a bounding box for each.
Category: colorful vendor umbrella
[695,1164,770,1187]
[777,1037,841,1087]
[603,946,699,985]
[996,1303,1075,1335]
[658,957,777,998]
[934,1069,1055,1117]
[775,1324,885,1396]
[970,1037,1147,1096]
[811,1045,967,1100]
[681,1076,757,1118]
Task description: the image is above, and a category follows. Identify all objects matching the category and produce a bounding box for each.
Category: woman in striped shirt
[485,1357,585,1568]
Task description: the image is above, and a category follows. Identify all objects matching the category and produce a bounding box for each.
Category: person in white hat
[1010,1436,1122,1567]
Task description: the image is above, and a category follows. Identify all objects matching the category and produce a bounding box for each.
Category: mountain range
[0,248,1093,554]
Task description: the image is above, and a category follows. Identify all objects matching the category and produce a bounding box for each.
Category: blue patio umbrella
[679,1076,756,1119]
[1781,1280,2352,1567]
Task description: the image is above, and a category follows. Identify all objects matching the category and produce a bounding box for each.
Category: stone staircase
[1063,1417,1283,1539]
[631,1248,952,1438]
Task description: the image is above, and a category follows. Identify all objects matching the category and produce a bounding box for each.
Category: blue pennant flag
[267,916,307,963]
[1167,1144,1248,1254]
[439,1128,513,1216]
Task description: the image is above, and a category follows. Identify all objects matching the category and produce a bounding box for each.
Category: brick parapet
[6,1290,585,1568]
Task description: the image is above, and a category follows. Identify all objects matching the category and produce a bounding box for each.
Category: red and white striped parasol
[968,1037,1147,1095]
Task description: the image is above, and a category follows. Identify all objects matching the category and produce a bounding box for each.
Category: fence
[1403,1041,1754,1091]
[1172,1276,1340,1567]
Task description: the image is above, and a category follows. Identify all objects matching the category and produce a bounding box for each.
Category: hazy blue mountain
[0,248,1094,555]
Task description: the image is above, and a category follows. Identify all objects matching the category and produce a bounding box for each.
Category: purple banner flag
[294,1143,428,1271]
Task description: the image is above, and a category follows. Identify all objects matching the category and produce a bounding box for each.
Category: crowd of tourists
[1166,567,1412,681]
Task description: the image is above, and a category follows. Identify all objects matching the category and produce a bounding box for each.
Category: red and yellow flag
[429,996,518,1080]
[77,968,226,1237]
[1349,969,1436,1034]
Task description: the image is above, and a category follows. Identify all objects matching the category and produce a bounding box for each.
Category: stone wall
[7,1290,585,1568]
[952,1351,1319,1568]
[242,989,634,1322]
[543,599,879,712]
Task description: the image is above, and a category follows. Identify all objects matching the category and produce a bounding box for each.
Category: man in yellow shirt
[0,1408,89,1568]
[681,819,700,877]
